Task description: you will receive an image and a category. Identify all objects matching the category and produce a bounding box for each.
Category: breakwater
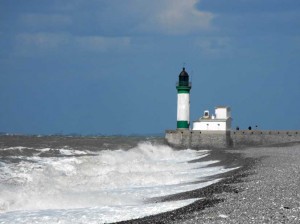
[165,130,300,148]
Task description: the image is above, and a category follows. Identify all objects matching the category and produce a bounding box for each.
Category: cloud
[16,1,214,36]
[135,0,214,35]
[14,32,130,56]
[11,1,214,57]
[51,0,214,36]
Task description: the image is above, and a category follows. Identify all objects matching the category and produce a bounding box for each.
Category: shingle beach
[121,142,300,223]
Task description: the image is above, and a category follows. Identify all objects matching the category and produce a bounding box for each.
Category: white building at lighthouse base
[192,106,232,131]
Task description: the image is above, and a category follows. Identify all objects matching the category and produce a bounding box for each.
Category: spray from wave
[0,141,236,223]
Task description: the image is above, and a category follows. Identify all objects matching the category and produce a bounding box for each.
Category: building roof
[193,118,232,123]
[215,106,230,109]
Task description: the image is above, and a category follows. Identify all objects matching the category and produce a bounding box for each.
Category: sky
[0,0,300,135]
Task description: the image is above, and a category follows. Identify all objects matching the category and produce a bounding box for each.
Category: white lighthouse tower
[176,67,192,129]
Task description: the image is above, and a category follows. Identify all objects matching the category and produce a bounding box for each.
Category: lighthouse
[176,67,192,129]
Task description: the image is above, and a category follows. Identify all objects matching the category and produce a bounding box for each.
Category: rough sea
[0,135,237,223]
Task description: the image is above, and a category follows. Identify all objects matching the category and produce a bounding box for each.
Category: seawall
[165,130,300,149]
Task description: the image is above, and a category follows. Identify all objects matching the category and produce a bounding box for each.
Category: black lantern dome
[178,67,190,87]
[179,67,189,77]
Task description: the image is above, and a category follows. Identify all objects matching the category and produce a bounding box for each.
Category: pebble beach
[121,142,300,223]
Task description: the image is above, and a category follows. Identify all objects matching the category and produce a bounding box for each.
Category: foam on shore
[0,141,238,223]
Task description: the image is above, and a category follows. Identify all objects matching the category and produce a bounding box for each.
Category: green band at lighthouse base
[176,86,191,94]
[177,89,190,93]
[177,121,189,129]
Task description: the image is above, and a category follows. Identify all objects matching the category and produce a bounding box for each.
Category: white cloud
[17,1,214,37]
[85,0,214,35]
[14,32,130,56]
[135,0,214,35]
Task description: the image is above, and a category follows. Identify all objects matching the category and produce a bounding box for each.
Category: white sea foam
[59,148,88,155]
[0,142,237,223]
[0,146,28,151]
[0,198,200,224]
[37,147,90,156]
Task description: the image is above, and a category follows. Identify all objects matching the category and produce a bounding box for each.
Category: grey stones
[178,144,300,223]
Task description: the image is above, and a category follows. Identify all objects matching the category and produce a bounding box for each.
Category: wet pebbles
[119,143,300,223]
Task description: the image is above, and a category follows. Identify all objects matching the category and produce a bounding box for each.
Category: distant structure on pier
[193,107,232,131]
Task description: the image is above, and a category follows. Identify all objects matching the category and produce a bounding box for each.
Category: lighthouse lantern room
[176,67,192,129]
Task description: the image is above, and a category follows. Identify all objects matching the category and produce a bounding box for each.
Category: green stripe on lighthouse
[177,121,189,129]
[177,89,190,93]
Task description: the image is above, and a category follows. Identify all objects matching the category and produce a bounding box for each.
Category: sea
[0,135,237,223]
